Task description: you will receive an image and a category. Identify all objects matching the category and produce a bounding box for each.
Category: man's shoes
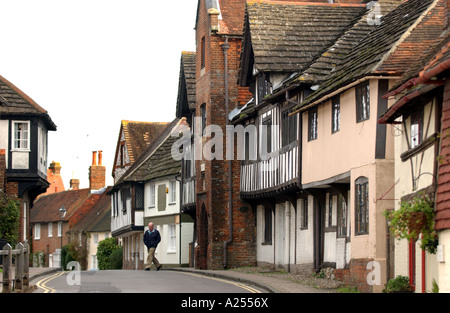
[156,266,162,271]
[145,268,150,271]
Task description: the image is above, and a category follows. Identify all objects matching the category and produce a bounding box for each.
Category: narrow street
[31,270,267,293]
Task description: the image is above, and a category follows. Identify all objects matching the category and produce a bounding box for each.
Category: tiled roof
[378,32,450,124]
[292,0,437,113]
[176,51,196,118]
[242,0,367,76]
[122,120,169,164]
[30,188,92,223]
[70,187,112,232]
[0,75,56,130]
[115,118,186,186]
[288,0,403,86]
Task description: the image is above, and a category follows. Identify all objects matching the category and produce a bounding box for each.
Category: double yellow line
[35,271,65,293]
[180,272,262,293]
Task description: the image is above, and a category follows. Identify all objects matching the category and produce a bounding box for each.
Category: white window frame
[35,224,41,240]
[48,222,53,237]
[57,222,63,237]
[169,181,177,204]
[168,224,177,253]
[149,184,156,208]
[12,121,30,151]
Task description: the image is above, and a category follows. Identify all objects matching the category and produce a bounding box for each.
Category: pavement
[2,266,328,293]
[167,267,327,293]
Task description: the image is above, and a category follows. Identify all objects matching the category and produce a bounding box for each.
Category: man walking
[143,222,162,271]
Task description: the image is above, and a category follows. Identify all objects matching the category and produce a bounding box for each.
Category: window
[337,194,347,237]
[256,74,272,105]
[121,188,131,212]
[355,177,369,235]
[169,181,177,204]
[308,108,318,141]
[120,142,126,167]
[410,109,423,149]
[328,195,333,227]
[93,234,99,245]
[262,117,272,154]
[302,198,308,229]
[264,207,272,244]
[168,224,177,252]
[332,96,340,133]
[35,224,41,240]
[201,104,207,134]
[48,222,53,238]
[149,184,156,207]
[135,184,144,209]
[57,222,63,237]
[356,82,370,122]
[201,36,206,69]
[13,121,30,150]
[282,110,297,147]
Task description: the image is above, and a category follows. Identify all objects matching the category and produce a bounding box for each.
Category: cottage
[109,120,168,269]
[0,74,57,244]
[30,151,110,269]
[287,0,440,292]
[234,0,370,275]
[378,0,449,292]
[110,118,194,269]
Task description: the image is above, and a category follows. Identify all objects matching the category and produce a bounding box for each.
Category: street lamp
[59,205,66,270]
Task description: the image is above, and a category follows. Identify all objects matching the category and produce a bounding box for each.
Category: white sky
[0,0,198,188]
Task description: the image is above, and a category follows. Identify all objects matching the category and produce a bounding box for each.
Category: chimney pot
[98,150,103,166]
[70,179,80,190]
[49,161,61,175]
[92,151,97,166]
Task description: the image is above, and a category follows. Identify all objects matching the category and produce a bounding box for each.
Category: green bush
[97,237,120,270]
[0,193,20,248]
[383,275,412,293]
[61,245,75,270]
[109,246,123,269]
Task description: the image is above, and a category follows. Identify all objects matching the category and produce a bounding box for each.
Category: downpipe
[221,37,233,269]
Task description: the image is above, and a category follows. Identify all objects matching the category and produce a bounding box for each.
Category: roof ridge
[247,0,366,7]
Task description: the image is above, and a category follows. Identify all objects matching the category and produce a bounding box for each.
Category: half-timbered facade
[378,1,448,292]
[234,0,368,274]
[0,74,57,243]
[110,120,168,269]
[288,0,440,292]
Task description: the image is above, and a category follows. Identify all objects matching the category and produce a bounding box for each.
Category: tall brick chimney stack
[89,151,105,191]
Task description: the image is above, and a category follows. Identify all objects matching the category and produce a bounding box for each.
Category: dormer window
[256,73,272,105]
[13,121,30,150]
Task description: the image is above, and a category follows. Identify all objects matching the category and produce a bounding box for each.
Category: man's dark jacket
[143,229,161,249]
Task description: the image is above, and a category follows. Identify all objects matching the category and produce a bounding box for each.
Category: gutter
[290,75,400,115]
[221,37,233,269]
[384,58,450,99]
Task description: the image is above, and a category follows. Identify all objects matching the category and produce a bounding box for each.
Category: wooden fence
[0,241,30,293]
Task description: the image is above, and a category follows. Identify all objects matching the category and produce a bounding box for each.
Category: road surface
[31,269,267,293]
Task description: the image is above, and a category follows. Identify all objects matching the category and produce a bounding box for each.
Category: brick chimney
[70,179,80,190]
[89,151,105,190]
[49,161,61,175]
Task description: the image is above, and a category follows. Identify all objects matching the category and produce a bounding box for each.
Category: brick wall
[194,0,256,270]
[335,258,374,293]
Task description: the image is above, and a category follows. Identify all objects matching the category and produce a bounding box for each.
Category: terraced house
[225,0,449,293]
[379,0,450,293]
